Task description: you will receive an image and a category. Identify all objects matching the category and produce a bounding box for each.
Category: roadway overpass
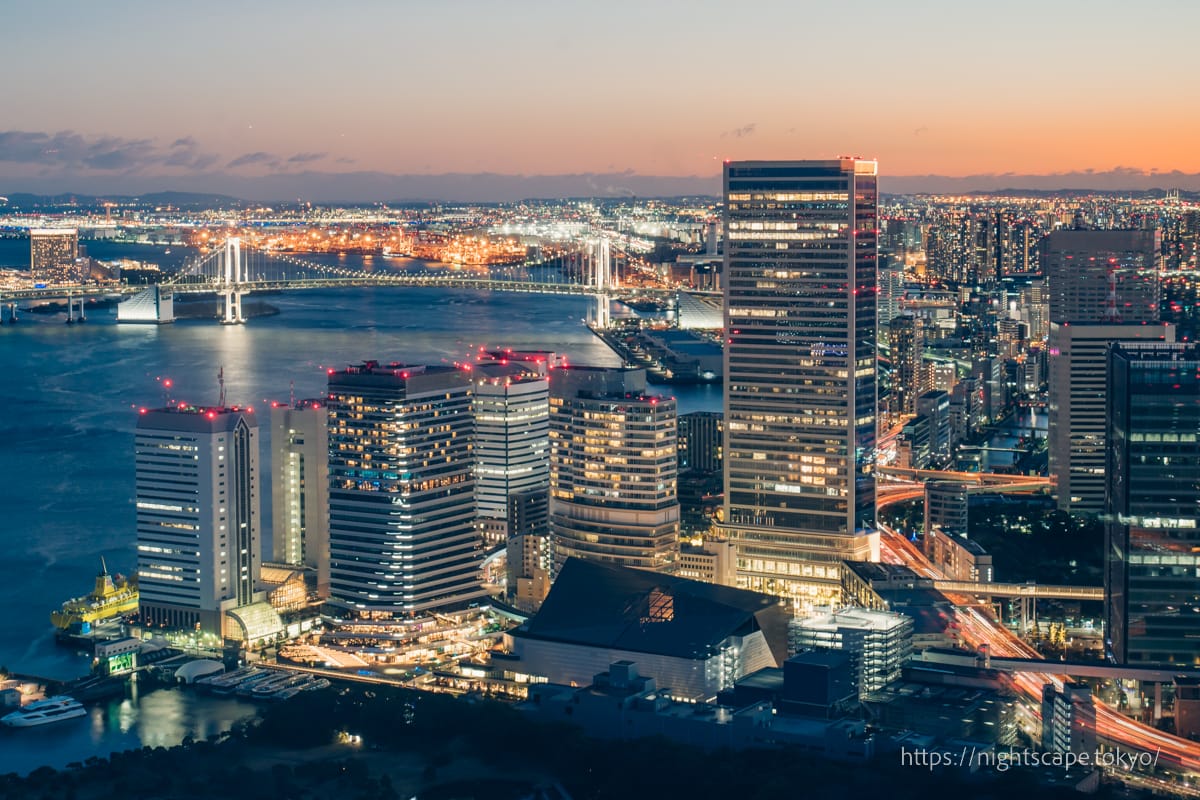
[917,647,1200,684]
[932,579,1102,602]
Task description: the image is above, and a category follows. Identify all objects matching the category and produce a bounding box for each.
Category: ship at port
[50,558,139,633]
[1,696,87,728]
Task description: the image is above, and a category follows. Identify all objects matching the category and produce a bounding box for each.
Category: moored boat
[1,696,87,728]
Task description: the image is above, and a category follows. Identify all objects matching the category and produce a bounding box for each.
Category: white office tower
[721,159,880,610]
[326,362,485,618]
[136,405,262,636]
[270,399,330,598]
[471,361,550,547]
[549,366,679,575]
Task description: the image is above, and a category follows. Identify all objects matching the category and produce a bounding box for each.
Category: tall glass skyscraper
[1106,342,1200,666]
[326,362,485,618]
[720,159,879,608]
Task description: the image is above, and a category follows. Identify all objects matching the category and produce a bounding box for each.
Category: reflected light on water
[0,688,258,777]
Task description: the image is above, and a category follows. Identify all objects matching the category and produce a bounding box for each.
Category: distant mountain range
[2,168,1199,207]
[0,172,724,207]
[0,191,247,210]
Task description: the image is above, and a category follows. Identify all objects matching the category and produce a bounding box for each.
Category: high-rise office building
[721,159,879,607]
[877,257,904,327]
[1105,342,1200,667]
[506,486,551,611]
[29,228,80,284]
[678,411,723,474]
[1044,230,1167,514]
[270,399,330,598]
[1049,323,1175,514]
[889,315,925,417]
[1165,210,1200,272]
[136,405,261,635]
[549,366,679,575]
[1042,229,1160,325]
[471,361,550,546]
[1022,279,1049,343]
[915,389,952,468]
[326,362,485,617]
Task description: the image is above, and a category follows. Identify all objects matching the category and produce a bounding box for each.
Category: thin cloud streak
[0,130,219,172]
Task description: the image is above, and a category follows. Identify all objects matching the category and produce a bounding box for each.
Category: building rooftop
[794,607,912,634]
[514,558,789,663]
[844,560,927,586]
[786,650,854,669]
[735,667,785,692]
[471,361,547,384]
[334,361,460,377]
[863,680,1003,710]
[327,362,471,392]
[269,398,325,411]
[955,535,989,557]
[137,404,257,432]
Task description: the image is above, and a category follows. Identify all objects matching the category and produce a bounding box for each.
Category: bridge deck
[5,278,675,302]
[917,649,1200,682]
[933,579,1102,601]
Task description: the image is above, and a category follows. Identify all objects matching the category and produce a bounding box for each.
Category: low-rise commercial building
[504,558,789,700]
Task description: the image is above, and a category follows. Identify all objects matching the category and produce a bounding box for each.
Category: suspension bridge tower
[587,237,613,328]
[222,237,247,324]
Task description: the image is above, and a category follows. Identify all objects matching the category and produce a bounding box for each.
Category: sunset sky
[3,0,1199,198]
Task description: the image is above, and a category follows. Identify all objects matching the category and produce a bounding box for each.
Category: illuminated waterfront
[0,239,720,681]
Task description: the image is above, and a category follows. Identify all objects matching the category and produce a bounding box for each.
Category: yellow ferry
[51,558,139,631]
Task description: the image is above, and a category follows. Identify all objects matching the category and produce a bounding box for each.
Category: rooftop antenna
[218,366,226,408]
[289,379,296,408]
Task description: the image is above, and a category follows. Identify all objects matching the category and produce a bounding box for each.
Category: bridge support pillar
[589,293,610,329]
[222,237,247,324]
[222,289,245,325]
[1019,596,1032,635]
[593,238,612,291]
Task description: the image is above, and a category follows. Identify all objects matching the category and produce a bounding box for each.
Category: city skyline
[4,177,1200,785]
[4,0,1200,200]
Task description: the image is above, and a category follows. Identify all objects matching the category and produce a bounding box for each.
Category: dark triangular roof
[516,558,789,663]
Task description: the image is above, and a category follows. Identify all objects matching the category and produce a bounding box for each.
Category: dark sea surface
[0,685,259,776]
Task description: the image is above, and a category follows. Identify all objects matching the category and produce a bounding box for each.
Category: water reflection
[0,688,258,777]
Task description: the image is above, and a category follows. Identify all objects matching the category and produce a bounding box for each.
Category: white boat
[2,696,87,728]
